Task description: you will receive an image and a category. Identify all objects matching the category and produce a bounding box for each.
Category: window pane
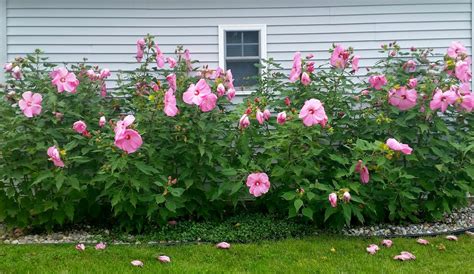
[226,60,259,87]
[226,31,242,44]
[243,31,259,43]
[243,44,259,57]
[226,45,242,57]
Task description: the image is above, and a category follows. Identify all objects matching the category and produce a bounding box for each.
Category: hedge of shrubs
[1,35,473,231]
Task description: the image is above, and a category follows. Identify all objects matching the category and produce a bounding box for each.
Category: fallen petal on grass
[131,260,144,267]
[381,239,393,248]
[393,251,416,261]
[416,238,429,245]
[157,255,171,263]
[366,244,379,255]
[446,235,458,241]
[95,242,106,250]
[216,242,231,249]
[75,243,85,251]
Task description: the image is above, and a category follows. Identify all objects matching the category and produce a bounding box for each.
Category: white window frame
[218,24,267,94]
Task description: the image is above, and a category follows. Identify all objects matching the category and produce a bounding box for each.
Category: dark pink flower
[263,109,271,121]
[3,63,13,72]
[277,112,286,125]
[217,83,226,97]
[246,172,270,197]
[408,78,418,89]
[114,129,143,154]
[18,91,42,118]
[355,160,369,184]
[99,68,111,79]
[72,121,87,134]
[381,239,393,248]
[403,60,417,73]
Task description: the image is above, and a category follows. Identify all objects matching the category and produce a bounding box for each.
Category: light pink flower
[388,86,418,111]
[167,57,177,68]
[211,67,223,80]
[381,239,393,248]
[136,39,145,62]
[199,93,217,112]
[368,75,387,90]
[131,260,144,267]
[4,63,13,72]
[166,73,177,92]
[330,44,350,69]
[277,112,286,125]
[183,79,211,105]
[416,238,429,245]
[239,114,250,129]
[403,60,417,73]
[393,251,416,261]
[95,242,106,250]
[366,244,379,255]
[73,121,87,134]
[289,52,302,82]
[75,243,85,251]
[352,55,360,71]
[408,78,418,89]
[301,72,311,86]
[429,88,458,112]
[164,88,179,117]
[99,116,106,127]
[460,92,474,112]
[226,88,236,101]
[299,99,327,127]
[86,69,97,79]
[51,67,79,93]
[47,146,64,167]
[386,138,413,155]
[217,83,226,97]
[216,242,231,249]
[343,191,351,202]
[155,44,165,68]
[99,68,111,79]
[361,90,370,96]
[256,110,265,125]
[18,91,42,118]
[114,115,135,138]
[158,255,171,263]
[114,129,143,154]
[12,66,22,80]
[263,109,271,121]
[246,172,270,197]
[455,60,471,82]
[447,41,467,58]
[446,235,458,241]
[328,193,337,208]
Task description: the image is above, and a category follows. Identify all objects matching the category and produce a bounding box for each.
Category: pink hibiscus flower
[246,172,271,197]
[447,41,467,58]
[455,60,471,82]
[164,89,179,117]
[352,55,360,71]
[183,79,211,105]
[368,75,387,90]
[47,146,65,167]
[330,44,350,69]
[114,129,143,154]
[403,60,417,73]
[166,73,177,92]
[298,98,328,127]
[136,38,145,62]
[328,192,338,207]
[301,72,311,86]
[51,67,79,93]
[289,51,302,82]
[388,86,418,111]
[408,78,418,89]
[239,114,250,129]
[72,121,87,134]
[386,138,413,155]
[460,92,474,112]
[155,44,165,68]
[429,88,458,113]
[18,91,42,118]
[99,116,106,127]
[277,112,286,125]
[199,93,217,112]
[167,57,177,68]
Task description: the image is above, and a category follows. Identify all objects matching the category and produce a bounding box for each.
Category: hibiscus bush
[0,37,473,231]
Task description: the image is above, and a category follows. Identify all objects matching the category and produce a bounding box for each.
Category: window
[218,25,267,92]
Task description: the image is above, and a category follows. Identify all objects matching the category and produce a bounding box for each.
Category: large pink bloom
[455,60,471,82]
[330,44,350,69]
[447,41,467,58]
[460,92,474,112]
[368,75,387,90]
[388,87,418,111]
[199,93,217,112]
[386,138,413,155]
[136,39,145,62]
[298,99,327,127]
[47,146,65,167]
[164,88,179,117]
[355,160,370,184]
[246,172,270,197]
[114,129,143,154]
[429,88,458,112]
[166,73,177,91]
[183,79,211,105]
[18,91,42,118]
[72,120,87,134]
[114,115,135,139]
[289,52,302,82]
[51,67,79,93]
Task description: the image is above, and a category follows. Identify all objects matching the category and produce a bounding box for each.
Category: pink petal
[131,260,144,267]
[216,242,231,249]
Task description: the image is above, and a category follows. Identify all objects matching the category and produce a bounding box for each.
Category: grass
[0,235,472,273]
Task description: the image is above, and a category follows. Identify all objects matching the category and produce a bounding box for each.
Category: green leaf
[342,204,351,226]
[170,188,185,197]
[134,162,158,175]
[221,168,237,176]
[282,191,296,201]
[294,199,304,212]
[464,166,474,180]
[165,200,177,212]
[155,195,166,204]
[324,207,338,222]
[329,154,349,165]
[302,208,314,220]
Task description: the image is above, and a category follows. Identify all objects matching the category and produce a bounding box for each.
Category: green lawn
[0,235,472,273]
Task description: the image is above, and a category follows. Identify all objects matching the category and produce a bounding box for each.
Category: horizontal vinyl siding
[3,0,472,86]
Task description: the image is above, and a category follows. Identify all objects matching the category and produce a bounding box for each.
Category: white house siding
[1,0,472,86]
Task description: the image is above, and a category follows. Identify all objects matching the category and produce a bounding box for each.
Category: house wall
[1,0,472,85]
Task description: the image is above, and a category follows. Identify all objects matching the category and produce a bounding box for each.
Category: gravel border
[1,205,472,244]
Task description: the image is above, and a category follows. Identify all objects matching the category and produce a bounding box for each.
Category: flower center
[401,95,407,99]
[255,181,260,186]
[126,134,131,140]
[194,90,200,96]
[27,101,32,107]
[309,109,315,114]
[60,77,66,83]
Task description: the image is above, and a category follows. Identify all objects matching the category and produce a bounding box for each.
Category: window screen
[225,31,260,88]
